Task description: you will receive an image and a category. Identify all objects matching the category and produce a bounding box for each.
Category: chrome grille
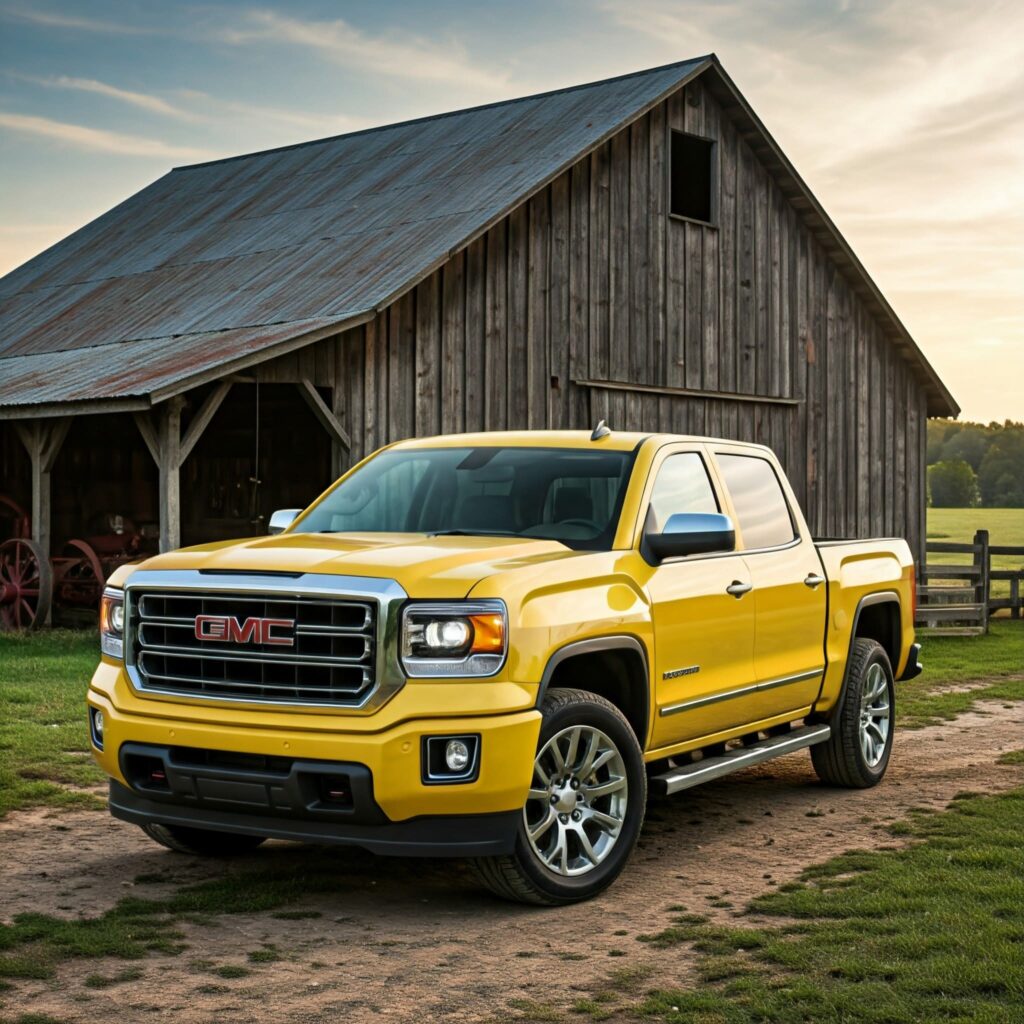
[130,590,377,706]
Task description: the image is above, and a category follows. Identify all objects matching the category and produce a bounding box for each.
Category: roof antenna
[590,419,611,441]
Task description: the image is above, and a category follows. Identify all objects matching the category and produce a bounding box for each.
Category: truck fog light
[90,708,104,750]
[423,734,480,784]
[445,739,470,772]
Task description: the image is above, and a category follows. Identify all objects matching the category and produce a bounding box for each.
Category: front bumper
[109,780,520,857]
[88,665,541,842]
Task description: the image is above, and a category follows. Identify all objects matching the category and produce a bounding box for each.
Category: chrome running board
[650,724,832,796]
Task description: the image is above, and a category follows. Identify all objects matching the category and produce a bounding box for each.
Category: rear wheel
[140,822,266,856]
[473,687,646,905]
[812,638,894,788]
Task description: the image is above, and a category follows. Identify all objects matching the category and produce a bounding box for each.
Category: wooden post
[973,528,990,633]
[158,399,183,553]
[12,417,71,625]
[13,417,72,559]
[135,387,230,553]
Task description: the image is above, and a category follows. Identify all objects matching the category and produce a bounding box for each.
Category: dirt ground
[2,699,1023,1024]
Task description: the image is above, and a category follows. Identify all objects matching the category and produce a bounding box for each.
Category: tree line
[927,420,1024,508]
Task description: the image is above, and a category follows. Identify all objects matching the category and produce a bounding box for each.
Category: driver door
[643,447,758,750]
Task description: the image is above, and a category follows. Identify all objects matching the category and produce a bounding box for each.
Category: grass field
[0,630,104,816]
[626,785,1024,1023]
[927,507,1024,602]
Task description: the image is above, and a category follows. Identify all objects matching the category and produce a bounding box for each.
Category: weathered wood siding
[292,77,927,558]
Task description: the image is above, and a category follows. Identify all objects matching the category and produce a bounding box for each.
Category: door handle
[726,580,753,598]
[804,573,826,589]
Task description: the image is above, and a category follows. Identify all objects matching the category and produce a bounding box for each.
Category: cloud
[1,5,151,34]
[220,9,510,94]
[174,88,371,135]
[0,111,212,160]
[15,73,198,120]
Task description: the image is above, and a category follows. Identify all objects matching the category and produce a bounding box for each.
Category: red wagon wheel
[0,537,52,630]
[55,539,108,609]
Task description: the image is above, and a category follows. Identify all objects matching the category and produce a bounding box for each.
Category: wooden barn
[0,54,957,626]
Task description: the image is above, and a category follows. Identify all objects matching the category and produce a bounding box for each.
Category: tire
[812,638,895,788]
[473,687,646,906]
[140,822,267,856]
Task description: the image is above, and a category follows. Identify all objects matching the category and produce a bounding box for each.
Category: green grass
[623,788,1024,1023]
[927,507,1024,601]
[0,630,105,816]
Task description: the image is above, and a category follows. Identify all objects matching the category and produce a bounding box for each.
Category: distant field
[927,507,1024,546]
[927,507,1024,603]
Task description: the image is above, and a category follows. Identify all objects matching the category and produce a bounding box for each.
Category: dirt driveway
[3,698,1023,1024]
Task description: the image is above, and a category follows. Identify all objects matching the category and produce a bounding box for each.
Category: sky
[0,0,1021,423]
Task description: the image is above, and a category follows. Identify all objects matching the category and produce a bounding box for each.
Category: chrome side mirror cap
[644,512,736,563]
[268,508,302,535]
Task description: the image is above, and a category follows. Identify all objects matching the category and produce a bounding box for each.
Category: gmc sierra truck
[89,428,921,904]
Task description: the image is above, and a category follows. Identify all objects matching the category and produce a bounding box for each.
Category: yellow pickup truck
[89,428,920,904]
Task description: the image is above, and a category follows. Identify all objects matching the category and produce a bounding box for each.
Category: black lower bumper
[110,742,518,858]
[899,642,923,681]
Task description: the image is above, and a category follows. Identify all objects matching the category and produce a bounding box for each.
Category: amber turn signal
[468,613,504,653]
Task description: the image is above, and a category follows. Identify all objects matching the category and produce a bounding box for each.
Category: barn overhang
[0,315,367,420]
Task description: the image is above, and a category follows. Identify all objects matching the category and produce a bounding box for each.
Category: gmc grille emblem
[194,614,295,647]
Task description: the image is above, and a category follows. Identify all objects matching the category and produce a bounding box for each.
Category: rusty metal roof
[0,55,957,417]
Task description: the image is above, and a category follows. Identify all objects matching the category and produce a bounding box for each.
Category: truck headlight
[400,601,507,678]
[100,587,125,659]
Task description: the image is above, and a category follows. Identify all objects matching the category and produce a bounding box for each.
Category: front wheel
[473,687,646,905]
[812,638,895,788]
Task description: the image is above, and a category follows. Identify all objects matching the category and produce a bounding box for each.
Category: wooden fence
[916,529,1024,636]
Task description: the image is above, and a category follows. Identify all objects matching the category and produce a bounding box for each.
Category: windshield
[296,447,636,551]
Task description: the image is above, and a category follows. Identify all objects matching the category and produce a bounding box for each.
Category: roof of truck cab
[390,430,772,453]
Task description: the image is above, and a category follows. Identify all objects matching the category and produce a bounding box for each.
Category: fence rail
[916,529,1024,636]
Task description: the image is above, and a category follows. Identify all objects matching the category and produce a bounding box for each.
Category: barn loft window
[670,131,715,224]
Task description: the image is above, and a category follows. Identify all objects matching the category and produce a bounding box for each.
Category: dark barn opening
[670,130,715,223]
[181,383,331,545]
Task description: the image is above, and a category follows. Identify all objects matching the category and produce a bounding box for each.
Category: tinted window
[647,453,719,532]
[296,447,635,551]
[716,454,795,549]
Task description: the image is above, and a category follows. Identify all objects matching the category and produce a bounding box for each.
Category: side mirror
[268,508,302,535]
[644,512,735,563]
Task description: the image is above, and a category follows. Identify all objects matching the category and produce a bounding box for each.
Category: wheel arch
[816,591,901,728]
[852,592,902,670]
[536,636,651,748]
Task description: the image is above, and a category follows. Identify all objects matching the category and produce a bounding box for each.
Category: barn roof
[0,55,957,418]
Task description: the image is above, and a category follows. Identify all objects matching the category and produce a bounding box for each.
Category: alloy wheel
[859,662,891,767]
[523,725,628,876]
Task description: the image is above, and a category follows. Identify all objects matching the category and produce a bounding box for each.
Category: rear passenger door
[712,448,827,720]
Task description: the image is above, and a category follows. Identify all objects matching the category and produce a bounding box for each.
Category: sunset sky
[1,0,1021,422]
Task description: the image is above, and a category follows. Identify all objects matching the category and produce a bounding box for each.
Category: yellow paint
[91,430,916,823]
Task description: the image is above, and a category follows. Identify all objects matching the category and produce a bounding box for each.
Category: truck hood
[115,532,583,599]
